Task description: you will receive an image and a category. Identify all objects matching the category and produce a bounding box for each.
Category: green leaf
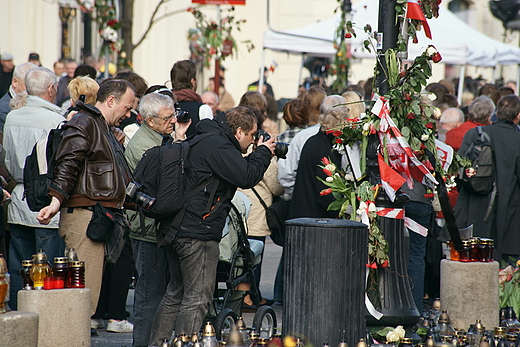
[328,198,347,211]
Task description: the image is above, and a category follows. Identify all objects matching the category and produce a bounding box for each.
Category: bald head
[440,107,464,131]
[202,91,219,115]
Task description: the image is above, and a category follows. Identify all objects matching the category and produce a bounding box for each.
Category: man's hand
[111,127,126,145]
[37,197,61,225]
[257,136,276,156]
[173,119,192,141]
[1,189,11,202]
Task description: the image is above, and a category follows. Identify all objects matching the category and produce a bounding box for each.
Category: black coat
[288,131,342,220]
[454,120,520,257]
[177,112,272,241]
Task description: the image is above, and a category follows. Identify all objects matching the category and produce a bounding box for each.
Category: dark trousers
[131,238,169,347]
[404,201,433,314]
[93,237,135,320]
[149,237,219,346]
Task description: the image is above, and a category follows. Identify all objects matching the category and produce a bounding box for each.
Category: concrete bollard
[18,288,91,347]
[440,259,499,330]
[0,310,39,346]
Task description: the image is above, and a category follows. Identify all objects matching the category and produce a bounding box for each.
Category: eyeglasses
[151,111,177,121]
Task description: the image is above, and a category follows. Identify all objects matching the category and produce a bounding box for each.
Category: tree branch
[134,0,167,49]
[134,1,194,49]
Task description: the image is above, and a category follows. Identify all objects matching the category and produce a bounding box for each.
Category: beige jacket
[239,157,284,237]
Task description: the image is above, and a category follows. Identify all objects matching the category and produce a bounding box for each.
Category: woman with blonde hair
[64,76,99,120]
[341,91,365,119]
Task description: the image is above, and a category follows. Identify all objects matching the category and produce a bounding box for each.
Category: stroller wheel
[215,308,239,340]
[252,306,277,339]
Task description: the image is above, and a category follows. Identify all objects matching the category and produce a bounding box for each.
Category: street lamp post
[58,0,78,60]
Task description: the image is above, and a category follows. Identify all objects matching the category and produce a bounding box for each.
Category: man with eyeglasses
[4,67,66,309]
[37,79,136,322]
[124,93,191,346]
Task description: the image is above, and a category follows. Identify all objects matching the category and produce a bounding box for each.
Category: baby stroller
[205,192,277,340]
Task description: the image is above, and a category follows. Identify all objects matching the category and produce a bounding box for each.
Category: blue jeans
[404,201,433,314]
[8,224,65,309]
[131,238,169,347]
[149,238,219,346]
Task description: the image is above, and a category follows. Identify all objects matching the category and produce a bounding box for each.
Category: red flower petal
[321,157,330,165]
[320,188,333,196]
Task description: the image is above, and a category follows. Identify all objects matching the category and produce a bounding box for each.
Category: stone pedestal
[18,288,91,347]
[440,259,499,330]
[0,310,39,346]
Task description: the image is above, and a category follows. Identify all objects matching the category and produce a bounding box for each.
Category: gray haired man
[125,93,190,346]
[0,62,38,130]
[4,67,65,309]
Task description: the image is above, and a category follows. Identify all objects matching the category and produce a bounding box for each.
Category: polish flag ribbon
[406,0,432,39]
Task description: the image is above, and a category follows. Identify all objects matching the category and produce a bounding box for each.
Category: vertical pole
[259,50,266,93]
[214,5,221,95]
[83,12,92,58]
[376,0,399,95]
[457,65,465,106]
[297,54,305,95]
[104,44,109,79]
[342,0,352,86]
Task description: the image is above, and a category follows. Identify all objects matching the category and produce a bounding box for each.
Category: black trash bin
[283,218,368,347]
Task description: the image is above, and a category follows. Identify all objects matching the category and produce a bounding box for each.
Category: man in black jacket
[149,106,275,345]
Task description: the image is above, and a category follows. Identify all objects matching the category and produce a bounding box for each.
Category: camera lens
[135,192,156,211]
[256,130,271,142]
[274,142,289,159]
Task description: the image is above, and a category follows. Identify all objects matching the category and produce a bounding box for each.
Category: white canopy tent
[262,0,520,98]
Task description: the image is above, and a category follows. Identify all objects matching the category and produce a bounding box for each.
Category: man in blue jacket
[149,106,275,345]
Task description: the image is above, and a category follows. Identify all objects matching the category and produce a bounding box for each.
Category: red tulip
[320,188,333,196]
[323,169,333,177]
[432,52,442,63]
[345,33,352,39]
[321,157,330,165]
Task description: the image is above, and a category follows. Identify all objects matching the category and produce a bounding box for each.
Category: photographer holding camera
[149,106,275,346]
[124,93,190,346]
[37,80,136,317]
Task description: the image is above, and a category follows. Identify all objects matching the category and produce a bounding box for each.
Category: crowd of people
[1,48,520,346]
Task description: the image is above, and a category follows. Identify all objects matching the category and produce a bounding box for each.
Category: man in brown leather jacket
[37,79,136,315]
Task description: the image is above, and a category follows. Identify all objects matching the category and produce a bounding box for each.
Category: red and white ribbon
[376,207,405,219]
[371,94,438,188]
[404,216,428,237]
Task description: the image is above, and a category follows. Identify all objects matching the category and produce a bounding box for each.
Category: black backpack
[133,133,219,242]
[459,126,495,195]
[458,126,497,220]
[23,122,67,212]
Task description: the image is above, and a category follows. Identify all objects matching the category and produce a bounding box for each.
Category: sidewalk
[92,238,283,346]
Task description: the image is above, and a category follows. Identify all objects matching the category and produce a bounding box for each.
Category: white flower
[325,164,335,173]
[359,201,367,210]
[426,45,438,57]
[345,173,354,181]
[326,176,333,183]
[368,202,376,212]
[421,134,429,141]
[386,326,406,343]
[363,122,370,132]
[102,27,118,43]
[79,0,95,11]
[432,107,442,119]
[427,93,437,101]
[394,326,406,338]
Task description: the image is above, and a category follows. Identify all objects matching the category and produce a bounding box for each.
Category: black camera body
[255,129,289,159]
[174,103,191,123]
[126,181,155,210]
